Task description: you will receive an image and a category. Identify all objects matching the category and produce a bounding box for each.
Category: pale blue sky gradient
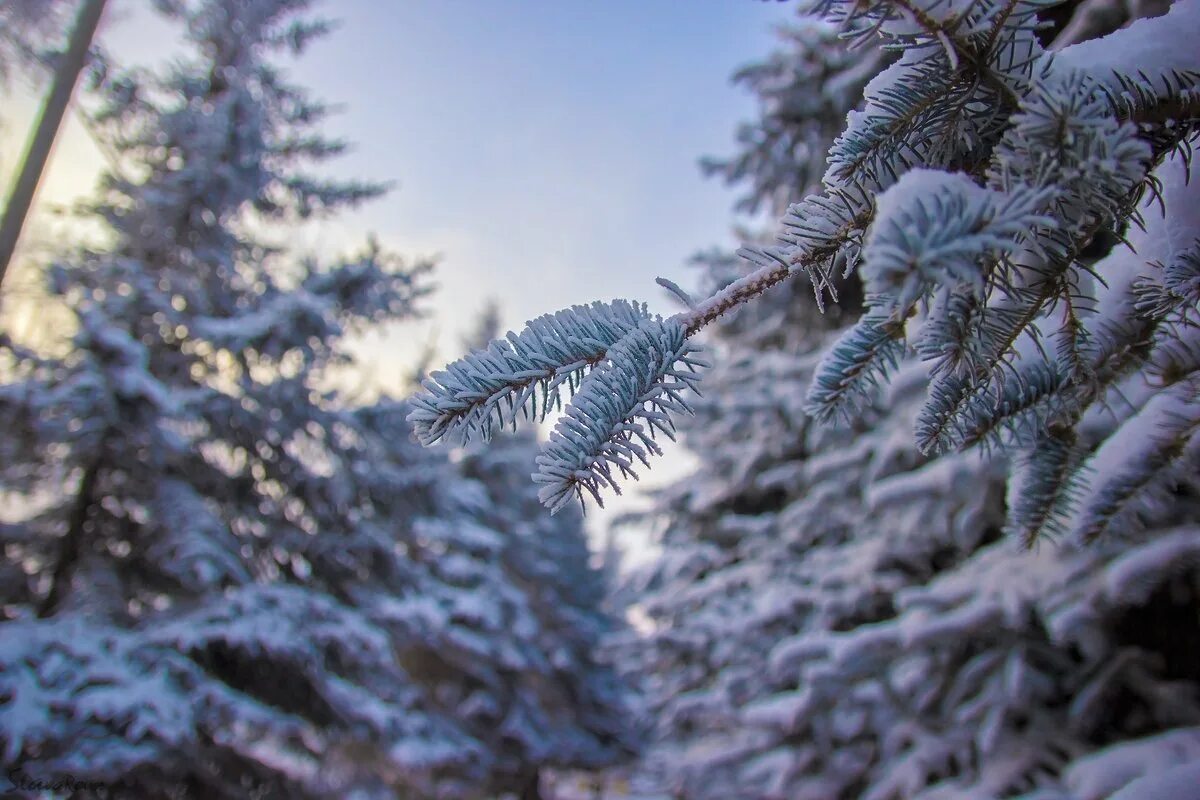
[281,1,792,389]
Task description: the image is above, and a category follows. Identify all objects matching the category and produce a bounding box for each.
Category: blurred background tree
[0,1,635,797]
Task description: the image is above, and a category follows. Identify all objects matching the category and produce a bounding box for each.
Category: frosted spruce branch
[1070,377,1200,542]
[408,300,652,445]
[410,195,876,513]
[534,318,705,513]
[409,257,799,511]
[1005,427,1086,547]
[410,0,1200,525]
[805,311,906,425]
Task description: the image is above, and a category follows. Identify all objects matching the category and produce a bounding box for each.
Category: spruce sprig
[533,318,706,513]
[408,300,651,445]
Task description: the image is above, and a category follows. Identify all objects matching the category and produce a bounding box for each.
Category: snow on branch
[804,311,906,424]
[989,70,1150,230]
[1160,241,1200,312]
[862,170,1055,315]
[408,300,652,445]
[1005,427,1086,546]
[1070,376,1200,541]
[1050,0,1200,96]
[680,246,796,333]
[533,317,706,513]
[411,299,710,511]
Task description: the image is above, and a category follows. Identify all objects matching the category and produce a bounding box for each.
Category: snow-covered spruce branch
[804,311,907,425]
[411,0,1199,523]
[1005,427,1086,546]
[1070,376,1200,542]
[1151,241,1200,316]
[408,300,652,445]
[926,359,1073,454]
[860,172,1056,316]
[411,196,877,513]
[896,145,1155,457]
[410,258,800,511]
[802,170,1055,423]
[533,318,705,513]
[1104,69,1200,131]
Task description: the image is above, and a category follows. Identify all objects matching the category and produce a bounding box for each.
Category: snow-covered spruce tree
[344,401,637,799]
[449,431,639,789]
[409,1,1200,798]
[350,313,636,797]
[596,4,1200,799]
[0,1,633,797]
[624,417,1200,798]
[618,308,1200,797]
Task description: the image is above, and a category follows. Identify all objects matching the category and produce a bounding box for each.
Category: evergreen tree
[410,1,1199,797]
[351,401,638,799]
[620,332,1200,797]
[0,2,633,797]
[628,4,1199,798]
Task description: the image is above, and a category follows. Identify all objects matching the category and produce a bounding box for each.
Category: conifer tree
[0,2,634,797]
[619,335,1200,797]
[409,1,1199,797]
[343,401,637,799]
[612,4,1200,798]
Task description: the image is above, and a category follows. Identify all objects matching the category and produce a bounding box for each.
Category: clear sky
[2,0,793,552]
[284,1,792,389]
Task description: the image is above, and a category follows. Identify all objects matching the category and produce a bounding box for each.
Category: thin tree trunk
[518,769,543,800]
[0,0,107,291]
[38,454,101,618]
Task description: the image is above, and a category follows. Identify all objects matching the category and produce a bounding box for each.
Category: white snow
[1051,0,1200,89]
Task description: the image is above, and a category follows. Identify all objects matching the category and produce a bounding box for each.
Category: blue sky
[278,0,793,389]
